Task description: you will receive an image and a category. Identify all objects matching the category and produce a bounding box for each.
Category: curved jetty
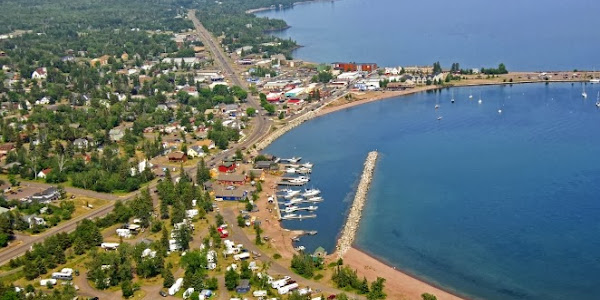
[336,151,378,259]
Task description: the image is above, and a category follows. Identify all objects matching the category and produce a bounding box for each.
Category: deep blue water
[257,0,600,70]
[264,83,600,300]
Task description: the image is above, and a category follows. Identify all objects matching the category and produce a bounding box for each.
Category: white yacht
[288,157,302,163]
[590,79,600,84]
[301,162,313,169]
[289,176,309,184]
[302,189,321,198]
[286,167,296,174]
[284,206,299,213]
[296,167,312,174]
[283,190,300,199]
[306,196,324,203]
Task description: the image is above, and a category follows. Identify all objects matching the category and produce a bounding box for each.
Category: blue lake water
[257,0,600,70]
[264,83,600,300]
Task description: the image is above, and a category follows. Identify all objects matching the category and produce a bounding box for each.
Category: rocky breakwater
[336,151,379,259]
[255,106,324,151]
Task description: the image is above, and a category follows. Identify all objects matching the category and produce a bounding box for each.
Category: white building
[31,67,47,80]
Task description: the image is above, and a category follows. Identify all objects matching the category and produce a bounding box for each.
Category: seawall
[255,105,325,151]
[335,151,378,259]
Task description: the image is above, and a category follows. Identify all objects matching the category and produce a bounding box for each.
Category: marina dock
[280,214,317,221]
[277,181,306,186]
[273,194,282,220]
[335,151,379,259]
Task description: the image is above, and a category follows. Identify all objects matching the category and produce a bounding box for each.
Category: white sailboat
[451,90,455,103]
[469,89,473,99]
[478,92,483,104]
[582,83,588,98]
[596,91,600,108]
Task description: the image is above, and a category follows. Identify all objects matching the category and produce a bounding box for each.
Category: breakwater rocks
[255,106,323,151]
[336,151,378,259]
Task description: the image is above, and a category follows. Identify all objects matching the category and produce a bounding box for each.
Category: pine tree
[163,268,174,288]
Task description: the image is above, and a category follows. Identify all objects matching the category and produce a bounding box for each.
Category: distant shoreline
[247,0,338,14]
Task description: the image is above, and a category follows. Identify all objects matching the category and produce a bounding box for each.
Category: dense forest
[194,0,299,57]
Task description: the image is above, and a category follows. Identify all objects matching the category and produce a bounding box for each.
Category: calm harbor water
[264,83,600,300]
[257,0,600,70]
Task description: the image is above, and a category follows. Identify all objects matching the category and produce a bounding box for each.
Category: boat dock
[291,230,318,242]
[280,214,317,221]
[280,198,323,205]
[335,151,379,259]
[277,181,306,186]
[272,194,282,220]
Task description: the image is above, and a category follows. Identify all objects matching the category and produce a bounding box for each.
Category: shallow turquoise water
[265,83,600,300]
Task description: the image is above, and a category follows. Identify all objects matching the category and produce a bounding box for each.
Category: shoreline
[246,0,338,14]
[345,246,465,300]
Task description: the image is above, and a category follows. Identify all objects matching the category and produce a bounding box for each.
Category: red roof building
[167,151,187,162]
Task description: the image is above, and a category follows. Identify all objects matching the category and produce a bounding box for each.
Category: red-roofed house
[31,67,47,80]
[37,168,52,179]
[168,151,187,162]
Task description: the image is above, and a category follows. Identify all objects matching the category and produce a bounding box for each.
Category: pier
[335,151,379,259]
[277,181,306,186]
[280,214,317,221]
[273,194,282,220]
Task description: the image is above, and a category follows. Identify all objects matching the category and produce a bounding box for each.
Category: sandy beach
[344,247,465,300]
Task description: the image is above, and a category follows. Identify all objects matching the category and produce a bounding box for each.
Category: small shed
[313,246,327,258]
[235,279,251,294]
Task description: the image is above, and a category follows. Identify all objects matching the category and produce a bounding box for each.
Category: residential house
[29,187,60,203]
[212,185,249,201]
[218,159,236,173]
[0,143,14,155]
[162,57,198,66]
[31,67,47,80]
[235,279,251,294]
[247,169,264,181]
[109,128,124,141]
[254,161,277,170]
[37,168,52,179]
[1,162,21,173]
[403,65,434,74]
[22,215,46,228]
[386,81,415,91]
[90,55,111,67]
[130,160,152,176]
[167,151,187,162]
[187,145,205,158]
[216,173,246,185]
[73,138,89,149]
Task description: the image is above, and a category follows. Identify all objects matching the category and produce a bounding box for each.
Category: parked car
[159,291,167,297]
